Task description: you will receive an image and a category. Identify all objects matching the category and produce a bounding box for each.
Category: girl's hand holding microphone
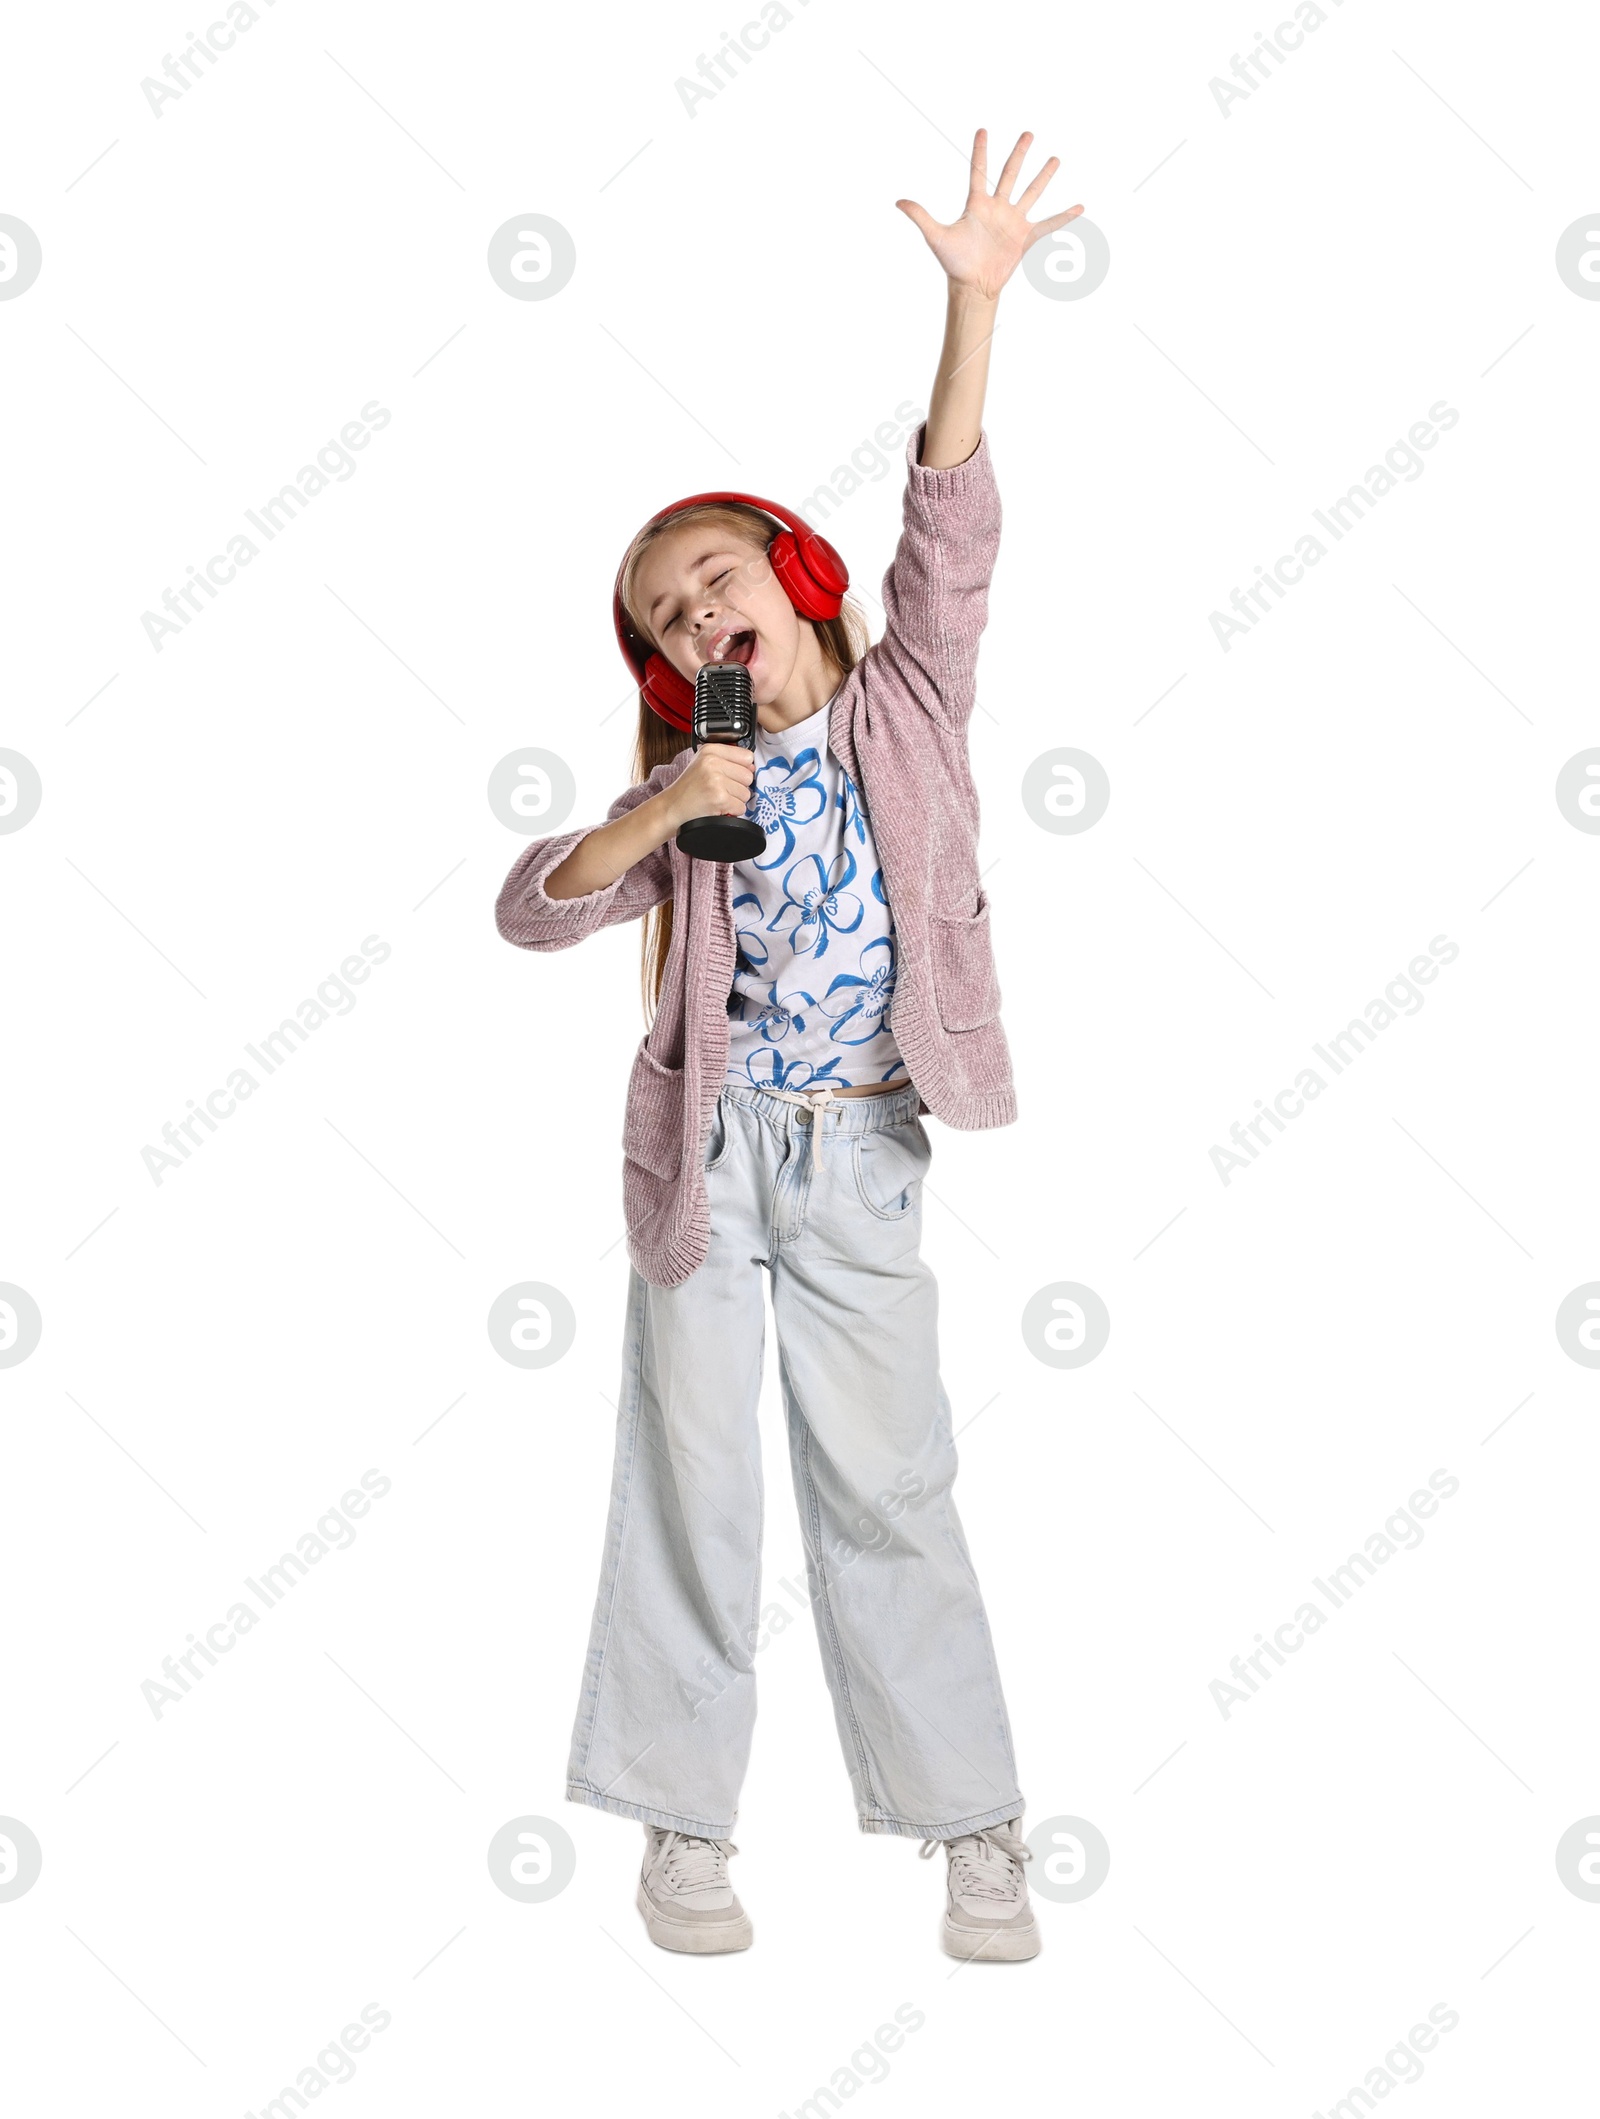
[660,741,754,834]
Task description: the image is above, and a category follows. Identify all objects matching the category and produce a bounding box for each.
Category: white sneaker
[920,1816,1041,1961]
[637,1828,753,1954]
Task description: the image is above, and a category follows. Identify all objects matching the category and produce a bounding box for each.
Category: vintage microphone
[676,661,767,862]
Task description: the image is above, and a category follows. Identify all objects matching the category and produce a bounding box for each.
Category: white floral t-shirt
[724,697,910,1093]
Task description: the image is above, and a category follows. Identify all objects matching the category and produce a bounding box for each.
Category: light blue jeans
[566,1078,1025,1840]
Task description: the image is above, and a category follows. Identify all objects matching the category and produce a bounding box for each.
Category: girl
[496,130,1082,1962]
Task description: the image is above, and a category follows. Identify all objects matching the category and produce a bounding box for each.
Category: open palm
[897,129,1082,299]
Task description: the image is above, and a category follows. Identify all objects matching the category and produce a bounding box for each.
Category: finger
[1017,154,1061,213]
[968,126,988,200]
[1025,204,1085,244]
[895,198,941,242]
[995,130,1033,202]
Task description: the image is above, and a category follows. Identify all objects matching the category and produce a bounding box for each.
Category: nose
[689,600,724,646]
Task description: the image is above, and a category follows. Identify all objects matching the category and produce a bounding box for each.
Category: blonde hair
[616,502,870,1022]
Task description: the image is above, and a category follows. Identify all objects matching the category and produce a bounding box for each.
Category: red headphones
[613,492,849,733]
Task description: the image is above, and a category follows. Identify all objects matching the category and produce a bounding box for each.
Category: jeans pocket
[704,1094,732,1172]
[851,1118,932,1221]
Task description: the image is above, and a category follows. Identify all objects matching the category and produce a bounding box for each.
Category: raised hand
[896,129,1082,301]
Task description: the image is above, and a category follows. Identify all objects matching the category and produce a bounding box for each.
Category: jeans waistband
[720,1079,922,1134]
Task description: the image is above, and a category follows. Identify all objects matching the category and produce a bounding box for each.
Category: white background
[5,0,1599,2111]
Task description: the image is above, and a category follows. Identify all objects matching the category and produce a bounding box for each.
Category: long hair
[617,502,870,1022]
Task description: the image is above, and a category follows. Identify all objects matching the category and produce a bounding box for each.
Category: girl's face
[632,524,813,709]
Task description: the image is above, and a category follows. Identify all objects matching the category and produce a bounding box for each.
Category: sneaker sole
[636,1881,753,1955]
[940,1911,1042,1962]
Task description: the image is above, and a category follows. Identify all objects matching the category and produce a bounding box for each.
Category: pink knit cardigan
[496,423,1016,1287]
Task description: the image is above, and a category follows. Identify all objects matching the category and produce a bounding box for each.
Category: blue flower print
[742,1047,850,1092]
[836,772,868,848]
[819,936,897,1045]
[870,865,897,923]
[769,848,864,962]
[743,982,816,1045]
[732,889,770,972]
[745,748,826,869]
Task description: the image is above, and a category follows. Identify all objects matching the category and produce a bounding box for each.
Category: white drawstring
[760,1083,844,1114]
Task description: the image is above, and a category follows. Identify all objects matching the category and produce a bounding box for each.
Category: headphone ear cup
[796,523,849,603]
[642,651,695,731]
[770,528,847,620]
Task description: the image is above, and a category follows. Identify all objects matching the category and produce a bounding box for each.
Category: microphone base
[676,814,766,863]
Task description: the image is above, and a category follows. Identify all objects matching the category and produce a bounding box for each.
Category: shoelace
[655,1831,737,1895]
[918,1821,1031,1901]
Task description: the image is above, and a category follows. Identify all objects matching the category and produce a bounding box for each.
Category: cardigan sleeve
[494,753,684,952]
[862,421,1002,732]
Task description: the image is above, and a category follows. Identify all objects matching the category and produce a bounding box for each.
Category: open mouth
[709,627,757,667]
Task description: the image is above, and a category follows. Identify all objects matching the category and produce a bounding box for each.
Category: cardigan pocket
[622,1037,685,1181]
[929,888,1001,1031]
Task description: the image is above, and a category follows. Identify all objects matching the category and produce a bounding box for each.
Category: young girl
[496,130,1082,1962]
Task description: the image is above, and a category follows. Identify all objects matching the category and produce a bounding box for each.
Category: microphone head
[693,660,756,746]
